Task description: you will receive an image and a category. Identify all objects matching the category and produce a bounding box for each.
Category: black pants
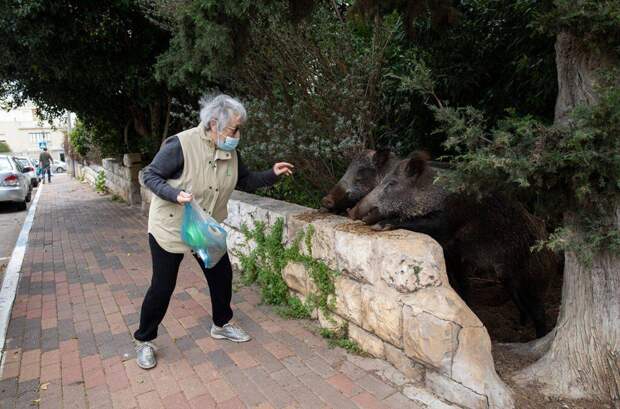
[133,234,233,342]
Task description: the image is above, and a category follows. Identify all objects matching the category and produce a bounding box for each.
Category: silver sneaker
[210,323,251,342]
[135,340,157,369]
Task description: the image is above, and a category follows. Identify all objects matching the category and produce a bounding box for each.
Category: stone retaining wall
[222,190,514,409]
[72,154,142,205]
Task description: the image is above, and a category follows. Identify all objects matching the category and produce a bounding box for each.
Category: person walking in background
[38,148,53,184]
[134,94,294,369]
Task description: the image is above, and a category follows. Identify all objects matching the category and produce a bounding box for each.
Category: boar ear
[373,149,391,168]
[405,151,430,177]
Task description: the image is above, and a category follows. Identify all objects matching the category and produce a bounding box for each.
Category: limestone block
[383,342,425,383]
[303,214,347,271]
[123,153,142,167]
[426,371,488,409]
[286,213,308,245]
[261,199,310,228]
[317,309,345,332]
[403,308,459,375]
[224,200,242,229]
[403,385,461,409]
[361,285,403,347]
[128,166,140,181]
[333,226,376,284]
[348,323,385,359]
[402,287,483,328]
[333,276,362,326]
[238,200,270,230]
[450,327,514,409]
[282,261,309,295]
[371,229,446,293]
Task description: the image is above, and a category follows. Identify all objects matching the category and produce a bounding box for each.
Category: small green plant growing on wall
[95,170,106,193]
[237,218,339,320]
[319,324,365,356]
[110,194,125,203]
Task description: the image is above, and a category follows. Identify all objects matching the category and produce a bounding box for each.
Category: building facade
[0,102,68,162]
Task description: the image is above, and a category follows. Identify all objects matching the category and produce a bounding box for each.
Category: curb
[0,185,43,368]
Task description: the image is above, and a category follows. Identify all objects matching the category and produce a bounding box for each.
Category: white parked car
[0,155,32,210]
[15,157,39,187]
[54,160,67,173]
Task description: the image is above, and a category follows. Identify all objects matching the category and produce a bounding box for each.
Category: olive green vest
[148,124,238,254]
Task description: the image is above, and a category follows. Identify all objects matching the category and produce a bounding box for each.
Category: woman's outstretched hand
[273,162,294,176]
[177,191,193,204]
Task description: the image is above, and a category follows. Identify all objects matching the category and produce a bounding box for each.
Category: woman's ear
[208,119,217,132]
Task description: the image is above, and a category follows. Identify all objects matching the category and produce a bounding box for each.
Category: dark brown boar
[320,149,398,212]
[349,152,559,338]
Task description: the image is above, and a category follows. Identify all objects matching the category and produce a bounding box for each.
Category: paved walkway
[0,176,427,409]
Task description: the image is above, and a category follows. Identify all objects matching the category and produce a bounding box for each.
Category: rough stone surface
[333,226,377,284]
[361,285,403,347]
[317,309,345,332]
[301,215,345,270]
[348,323,385,359]
[403,385,462,409]
[403,308,460,375]
[123,152,142,167]
[450,327,514,409]
[426,371,489,409]
[333,276,363,326]
[373,229,447,292]
[282,261,309,295]
[384,342,425,383]
[402,287,483,328]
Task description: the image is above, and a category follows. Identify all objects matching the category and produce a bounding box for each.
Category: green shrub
[237,218,339,319]
[0,141,10,153]
[95,170,106,193]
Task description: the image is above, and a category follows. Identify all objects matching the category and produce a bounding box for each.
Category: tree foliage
[0,0,174,160]
[432,78,620,259]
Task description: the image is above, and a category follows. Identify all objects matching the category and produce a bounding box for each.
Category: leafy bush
[238,218,339,318]
[95,170,107,193]
[0,141,10,153]
[68,121,90,160]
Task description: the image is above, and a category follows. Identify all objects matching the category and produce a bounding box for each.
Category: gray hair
[199,94,247,133]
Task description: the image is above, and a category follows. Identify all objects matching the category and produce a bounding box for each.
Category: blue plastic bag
[181,200,228,268]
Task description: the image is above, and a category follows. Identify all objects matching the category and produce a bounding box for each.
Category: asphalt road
[0,184,35,281]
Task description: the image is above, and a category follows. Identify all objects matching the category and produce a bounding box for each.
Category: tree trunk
[513,32,620,405]
[514,210,620,402]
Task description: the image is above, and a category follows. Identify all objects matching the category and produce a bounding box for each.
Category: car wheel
[32,180,38,188]
[17,201,27,211]
[56,167,65,173]
[25,190,32,203]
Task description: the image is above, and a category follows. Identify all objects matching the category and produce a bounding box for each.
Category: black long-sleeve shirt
[142,136,277,203]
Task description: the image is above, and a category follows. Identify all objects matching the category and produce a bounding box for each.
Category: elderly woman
[134,95,293,369]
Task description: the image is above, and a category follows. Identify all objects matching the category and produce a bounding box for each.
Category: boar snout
[321,196,335,209]
[361,206,381,225]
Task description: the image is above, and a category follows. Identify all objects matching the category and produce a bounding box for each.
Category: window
[30,132,49,142]
[0,157,12,171]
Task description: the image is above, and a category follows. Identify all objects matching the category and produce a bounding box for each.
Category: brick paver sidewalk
[0,176,427,409]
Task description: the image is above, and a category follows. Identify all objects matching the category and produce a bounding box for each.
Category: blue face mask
[217,136,239,151]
